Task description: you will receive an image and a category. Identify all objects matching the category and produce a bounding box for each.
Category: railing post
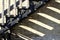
[2,0,4,25]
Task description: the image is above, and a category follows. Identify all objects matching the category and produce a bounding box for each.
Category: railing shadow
[11,0,60,40]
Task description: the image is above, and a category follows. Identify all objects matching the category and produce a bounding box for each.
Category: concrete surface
[12,0,60,40]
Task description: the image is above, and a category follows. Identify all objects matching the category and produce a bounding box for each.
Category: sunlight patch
[19,25,45,37]
[47,7,60,14]
[29,19,54,30]
[37,13,60,24]
[0,27,1,30]
[17,33,33,40]
[55,0,60,3]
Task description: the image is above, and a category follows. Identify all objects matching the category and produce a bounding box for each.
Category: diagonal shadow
[50,0,60,9]
[11,32,33,40]
[40,7,60,20]
[12,0,60,40]
[12,24,43,39]
[38,3,60,20]
[20,12,60,35]
[11,34,24,40]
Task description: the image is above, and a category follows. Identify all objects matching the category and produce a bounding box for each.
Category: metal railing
[0,0,49,40]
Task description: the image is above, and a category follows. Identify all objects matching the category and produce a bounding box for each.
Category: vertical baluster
[22,0,29,9]
[19,0,22,9]
[7,0,10,17]
[2,0,4,25]
[0,0,2,24]
[14,0,17,17]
